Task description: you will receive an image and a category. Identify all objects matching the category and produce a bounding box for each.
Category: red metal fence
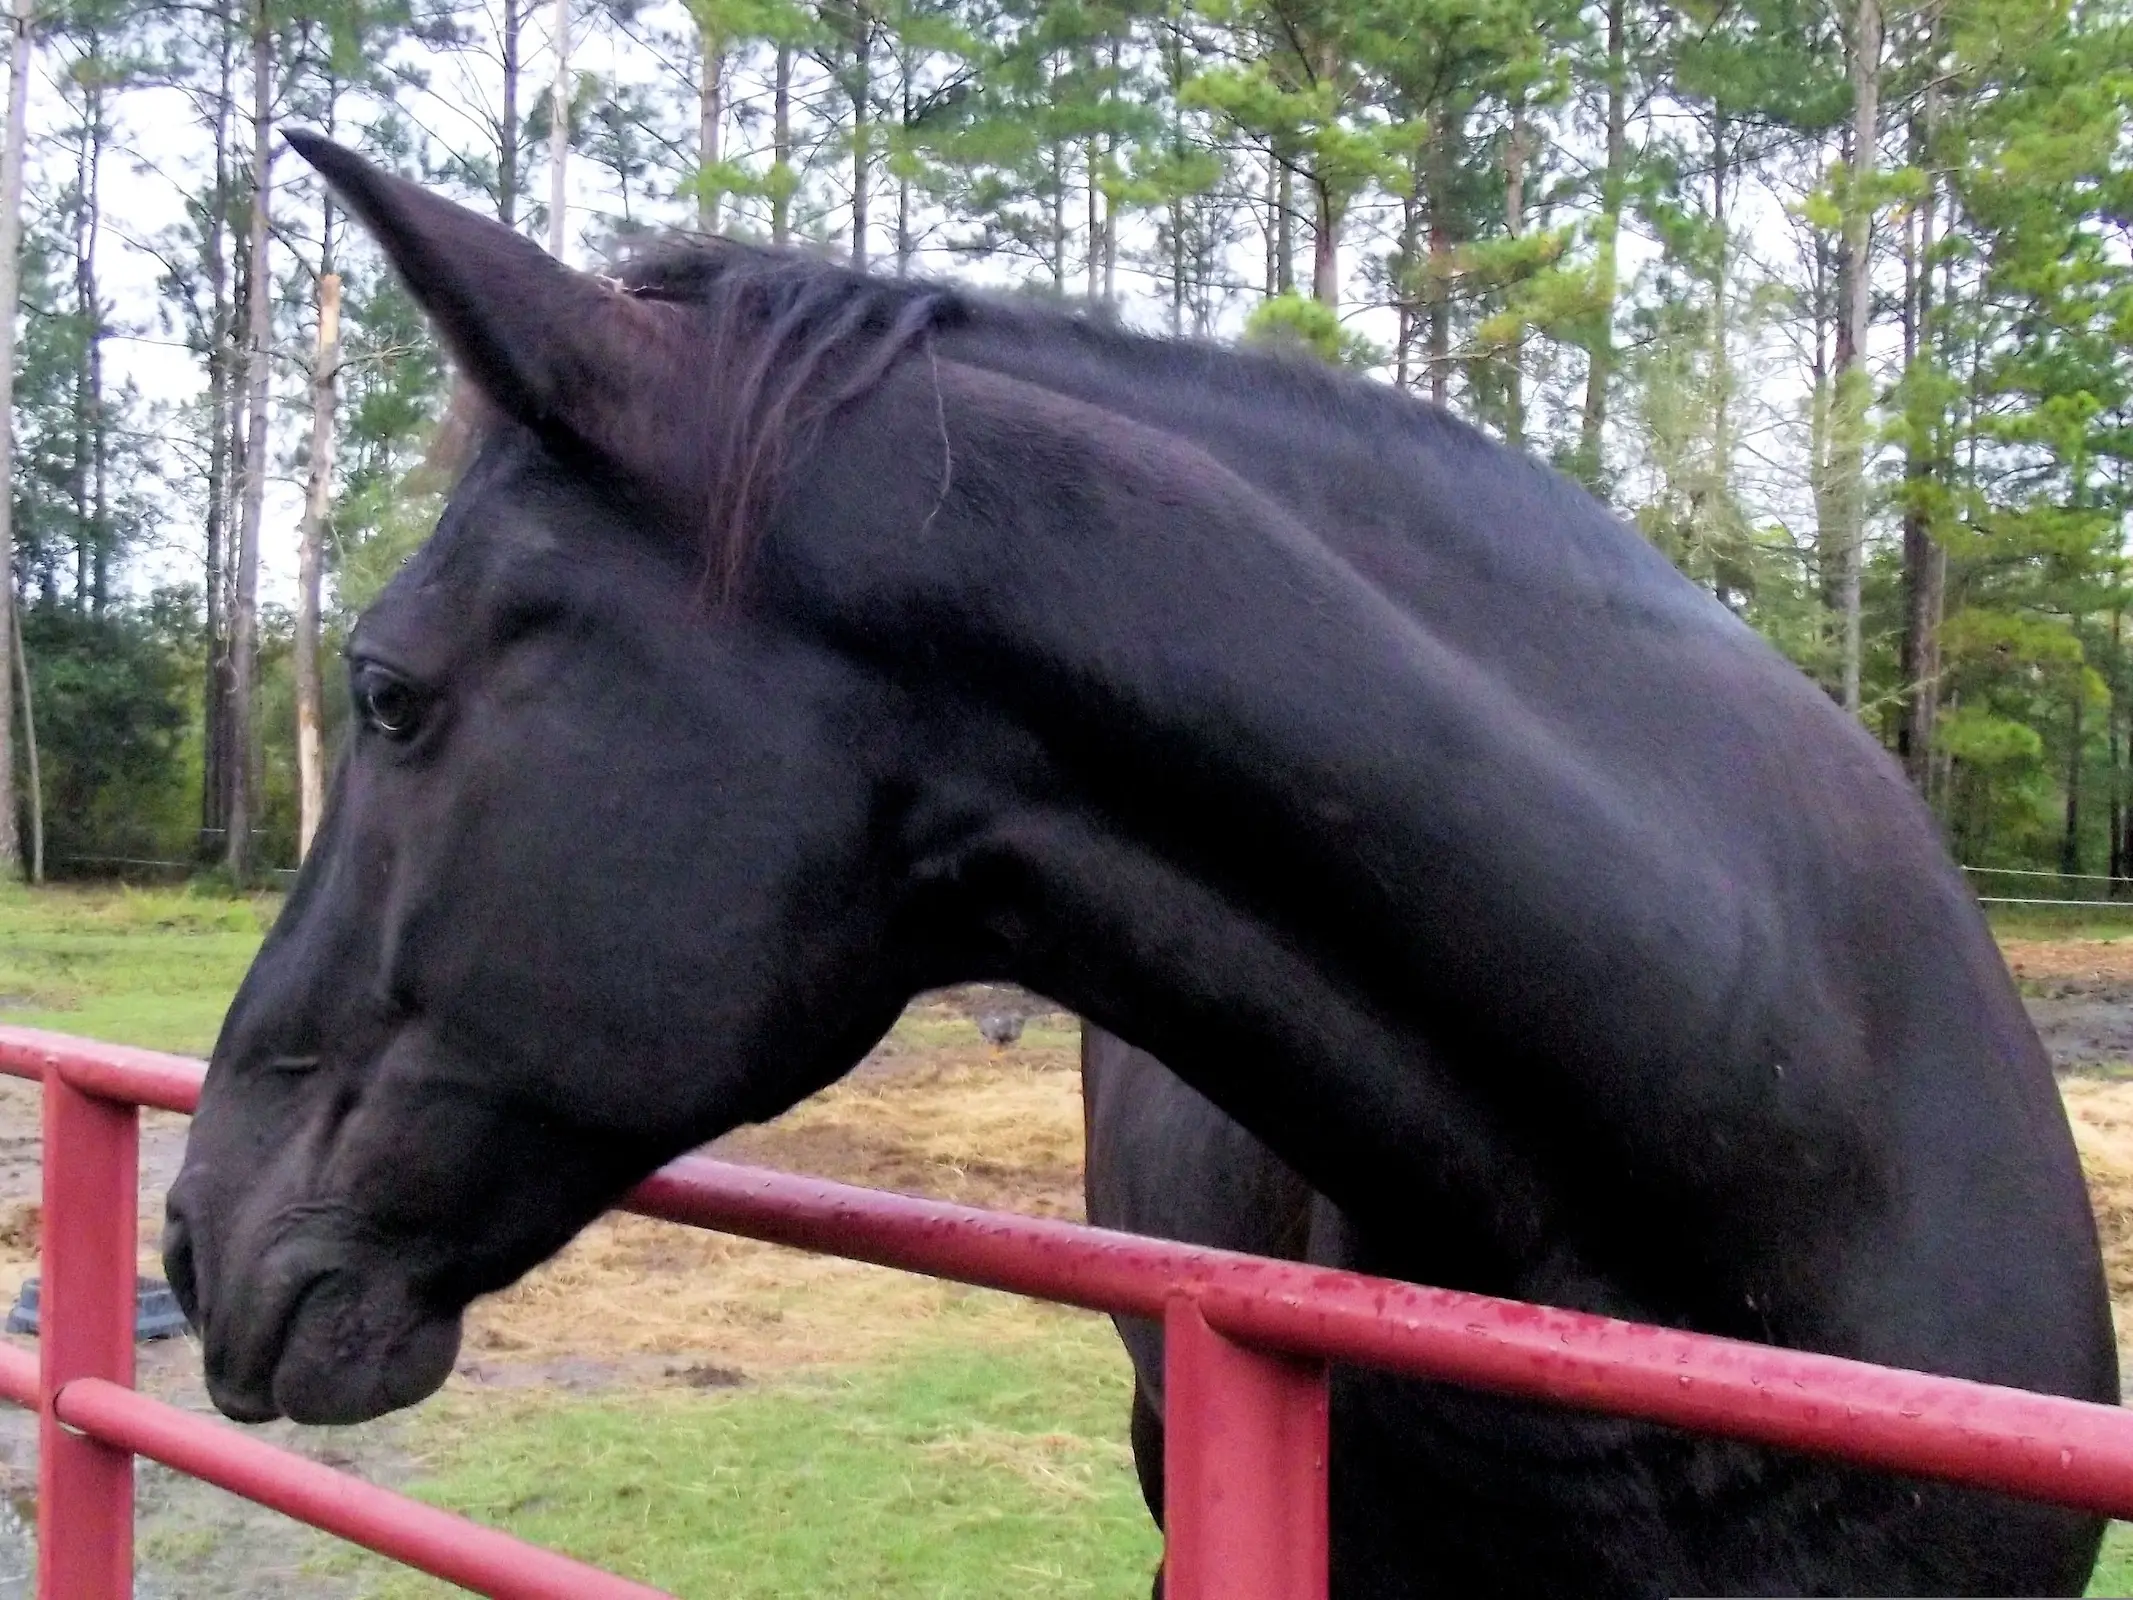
[4,1021,2133,1599]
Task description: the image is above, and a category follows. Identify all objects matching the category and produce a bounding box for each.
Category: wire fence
[42,859,300,894]
[1963,866,2133,911]
[22,850,2133,913]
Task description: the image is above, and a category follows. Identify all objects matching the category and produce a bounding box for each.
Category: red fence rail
[3,1020,2133,1598]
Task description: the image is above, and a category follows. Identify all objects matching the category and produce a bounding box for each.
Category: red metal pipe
[0,1341,36,1408]
[39,1056,139,1600]
[0,1026,203,1113]
[1163,1297,1328,1600]
[54,1378,676,1600]
[628,1156,2133,1517]
[10,1027,2133,1521]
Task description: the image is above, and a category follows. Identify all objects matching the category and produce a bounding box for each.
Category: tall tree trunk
[1102,121,1117,303]
[850,34,870,270]
[2112,614,2124,889]
[1040,53,1064,291]
[1426,109,1460,409]
[201,1,236,857]
[1836,0,1882,715]
[70,110,84,605]
[1086,140,1101,303]
[772,44,792,246]
[1275,160,1294,295]
[72,78,105,613]
[1049,136,1066,294]
[8,616,34,883]
[0,0,30,873]
[1709,116,1732,500]
[698,23,723,231]
[1938,244,1980,809]
[1810,225,1838,620]
[548,0,569,258]
[896,174,911,273]
[2065,691,2086,878]
[226,0,273,884]
[296,254,339,862]
[1503,107,1529,449]
[894,52,915,274]
[1263,155,1277,297]
[1577,0,1625,487]
[2121,717,2133,894]
[1170,190,1186,334]
[1311,170,1337,308]
[1899,111,1942,786]
[87,100,106,616]
[499,0,521,225]
[896,64,913,273]
[1167,43,1187,332]
[1395,160,1418,387]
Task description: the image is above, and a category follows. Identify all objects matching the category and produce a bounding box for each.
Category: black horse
[164,134,2114,1598]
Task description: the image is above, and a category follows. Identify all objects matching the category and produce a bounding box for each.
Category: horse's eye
[354,666,423,740]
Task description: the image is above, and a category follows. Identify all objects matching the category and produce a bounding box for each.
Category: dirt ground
[2005,940,2133,1074]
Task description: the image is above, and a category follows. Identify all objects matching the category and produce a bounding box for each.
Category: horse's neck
[805,357,1752,1235]
[948,319,1389,520]
[939,314,1685,622]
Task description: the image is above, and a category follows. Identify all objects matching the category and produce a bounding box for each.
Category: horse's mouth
[200,1268,327,1423]
[203,1255,464,1427]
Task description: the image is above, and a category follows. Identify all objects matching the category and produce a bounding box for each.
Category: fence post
[39,1059,137,1600]
[1163,1295,1328,1600]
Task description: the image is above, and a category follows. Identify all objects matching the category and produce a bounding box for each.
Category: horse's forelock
[427,237,951,604]
[437,237,947,605]
[614,239,953,602]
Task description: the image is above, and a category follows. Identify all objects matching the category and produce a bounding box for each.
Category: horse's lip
[206,1374,284,1425]
[205,1259,336,1425]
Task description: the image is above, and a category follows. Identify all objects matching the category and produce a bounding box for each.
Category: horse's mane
[615,240,962,597]
[446,231,1494,600]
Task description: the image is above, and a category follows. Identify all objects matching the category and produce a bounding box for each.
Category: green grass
[329,1315,1160,1600]
[0,882,275,1054]
[2096,1527,2133,1597]
[2093,1525,2133,1596]
[1989,903,2133,942]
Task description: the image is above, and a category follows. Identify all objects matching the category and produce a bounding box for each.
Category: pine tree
[0,0,33,875]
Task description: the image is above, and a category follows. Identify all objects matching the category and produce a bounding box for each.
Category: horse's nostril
[162,1206,202,1334]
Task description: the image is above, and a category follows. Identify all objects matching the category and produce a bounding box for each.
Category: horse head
[165,136,998,1423]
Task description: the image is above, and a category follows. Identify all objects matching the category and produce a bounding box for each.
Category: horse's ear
[285,131,698,496]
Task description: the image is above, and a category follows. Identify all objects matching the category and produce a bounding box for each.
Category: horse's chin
[210,1268,463,1427]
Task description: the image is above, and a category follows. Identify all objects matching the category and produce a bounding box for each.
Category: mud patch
[2000,941,2133,1071]
[2028,998,2133,1075]
[2004,939,2133,989]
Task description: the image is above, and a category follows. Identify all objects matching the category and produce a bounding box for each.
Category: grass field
[1992,906,2133,944]
[2098,1527,2133,1596]
[328,1315,1158,1598]
[0,881,274,1054]
[7,883,2133,1594]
